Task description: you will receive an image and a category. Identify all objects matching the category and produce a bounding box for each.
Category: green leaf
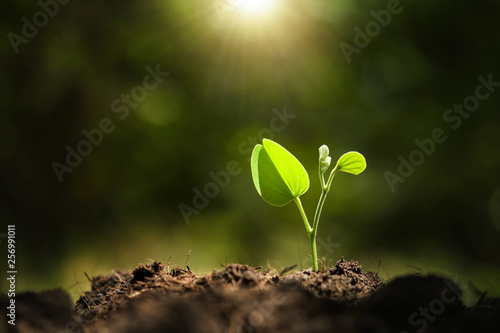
[251,139,309,207]
[334,151,367,175]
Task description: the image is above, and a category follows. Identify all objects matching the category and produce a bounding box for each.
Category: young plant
[250,139,366,271]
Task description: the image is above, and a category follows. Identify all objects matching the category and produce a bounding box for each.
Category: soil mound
[2,258,499,333]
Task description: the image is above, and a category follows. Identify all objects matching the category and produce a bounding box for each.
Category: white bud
[319,145,329,161]
[320,156,331,173]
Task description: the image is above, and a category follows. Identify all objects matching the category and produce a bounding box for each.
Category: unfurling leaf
[334,151,367,175]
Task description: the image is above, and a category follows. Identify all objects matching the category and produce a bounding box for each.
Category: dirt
[1,257,499,333]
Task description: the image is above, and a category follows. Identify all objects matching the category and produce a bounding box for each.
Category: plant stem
[294,197,312,236]
[312,188,328,237]
[295,168,338,272]
[312,169,336,234]
[310,233,318,271]
[310,168,337,271]
[295,197,319,270]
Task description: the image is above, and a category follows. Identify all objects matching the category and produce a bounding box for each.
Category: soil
[1,257,499,333]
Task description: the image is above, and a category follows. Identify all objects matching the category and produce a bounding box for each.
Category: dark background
[1,0,499,301]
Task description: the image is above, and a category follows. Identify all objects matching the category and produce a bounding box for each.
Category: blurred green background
[1,0,499,302]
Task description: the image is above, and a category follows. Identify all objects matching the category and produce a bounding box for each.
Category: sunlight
[237,0,275,15]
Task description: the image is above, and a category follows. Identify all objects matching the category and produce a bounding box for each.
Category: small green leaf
[334,151,366,175]
[251,139,309,207]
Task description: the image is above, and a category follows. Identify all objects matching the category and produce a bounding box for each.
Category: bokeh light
[2,0,500,303]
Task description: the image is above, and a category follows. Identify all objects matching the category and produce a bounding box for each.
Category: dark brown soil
[1,258,499,333]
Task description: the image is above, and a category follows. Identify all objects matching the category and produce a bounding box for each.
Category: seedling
[250,139,366,271]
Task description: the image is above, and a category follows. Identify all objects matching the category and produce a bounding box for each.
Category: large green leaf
[251,139,309,207]
[334,151,366,175]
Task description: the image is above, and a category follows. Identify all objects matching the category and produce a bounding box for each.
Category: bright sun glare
[237,0,275,15]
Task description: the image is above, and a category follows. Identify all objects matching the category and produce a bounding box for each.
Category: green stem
[310,234,318,271]
[294,197,312,236]
[295,167,338,272]
[310,168,337,271]
[312,188,328,237]
[312,169,336,233]
[294,197,318,270]
[319,162,325,188]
